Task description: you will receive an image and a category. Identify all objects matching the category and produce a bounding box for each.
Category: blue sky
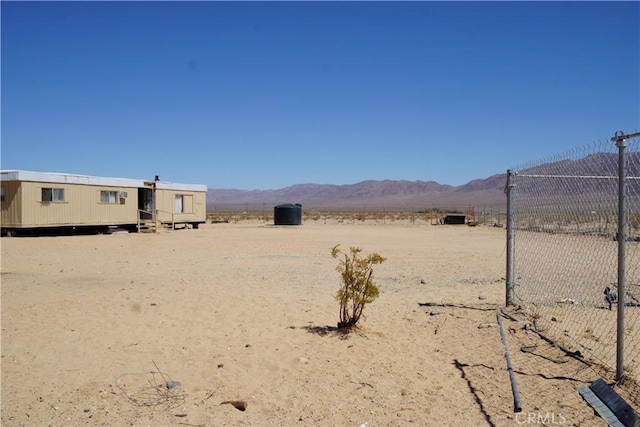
[2,1,639,190]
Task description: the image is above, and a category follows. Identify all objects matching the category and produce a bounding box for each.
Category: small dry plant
[331,244,386,329]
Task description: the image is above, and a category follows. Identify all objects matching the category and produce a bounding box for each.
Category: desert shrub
[305,212,321,221]
[331,245,386,329]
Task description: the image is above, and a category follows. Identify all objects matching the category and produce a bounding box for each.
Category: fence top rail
[611,131,640,142]
[516,174,640,180]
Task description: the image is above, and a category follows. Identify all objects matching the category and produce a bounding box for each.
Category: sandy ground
[0,220,613,426]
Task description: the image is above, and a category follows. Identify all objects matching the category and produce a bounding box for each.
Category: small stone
[166,380,181,389]
[217,363,224,368]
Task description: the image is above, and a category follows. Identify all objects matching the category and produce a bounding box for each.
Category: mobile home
[0,170,207,235]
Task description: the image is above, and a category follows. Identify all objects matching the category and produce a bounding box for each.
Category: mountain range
[206,174,508,211]
[206,152,640,211]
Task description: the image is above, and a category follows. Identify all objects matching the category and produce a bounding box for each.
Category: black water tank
[274,203,302,225]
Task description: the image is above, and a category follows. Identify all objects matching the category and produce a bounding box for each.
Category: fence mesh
[510,135,640,407]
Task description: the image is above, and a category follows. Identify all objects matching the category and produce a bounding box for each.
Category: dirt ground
[0,220,615,426]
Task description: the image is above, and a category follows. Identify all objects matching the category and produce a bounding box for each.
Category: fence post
[612,131,629,382]
[505,169,515,306]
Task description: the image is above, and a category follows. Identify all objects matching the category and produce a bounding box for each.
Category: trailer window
[175,195,184,213]
[100,190,118,204]
[0,187,4,202]
[42,188,65,202]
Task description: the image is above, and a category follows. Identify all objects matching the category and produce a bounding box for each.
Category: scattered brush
[115,361,186,409]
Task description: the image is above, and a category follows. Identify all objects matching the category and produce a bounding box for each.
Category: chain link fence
[507,132,640,406]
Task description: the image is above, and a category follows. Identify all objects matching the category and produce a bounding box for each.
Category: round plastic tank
[274,203,302,225]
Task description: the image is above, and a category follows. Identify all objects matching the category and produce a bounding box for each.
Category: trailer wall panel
[0,181,23,227]
[155,189,206,223]
[21,182,138,227]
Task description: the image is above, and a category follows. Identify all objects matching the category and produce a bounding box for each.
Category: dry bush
[331,245,386,329]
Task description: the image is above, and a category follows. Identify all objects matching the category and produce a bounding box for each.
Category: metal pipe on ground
[497,311,523,413]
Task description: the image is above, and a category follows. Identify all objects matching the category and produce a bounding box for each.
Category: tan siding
[19,182,138,227]
[193,192,205,220]
[155,189,206,223]
[183,195,194,213]
[0,181,23,226]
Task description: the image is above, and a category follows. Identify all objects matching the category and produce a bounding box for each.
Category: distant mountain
[206,151,640,211]
[207,177,507,211]
[455,174,507,192]
[519,152,639,178]
[507,152,640,200]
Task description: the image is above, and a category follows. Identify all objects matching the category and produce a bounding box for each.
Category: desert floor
[1,220,613,426]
